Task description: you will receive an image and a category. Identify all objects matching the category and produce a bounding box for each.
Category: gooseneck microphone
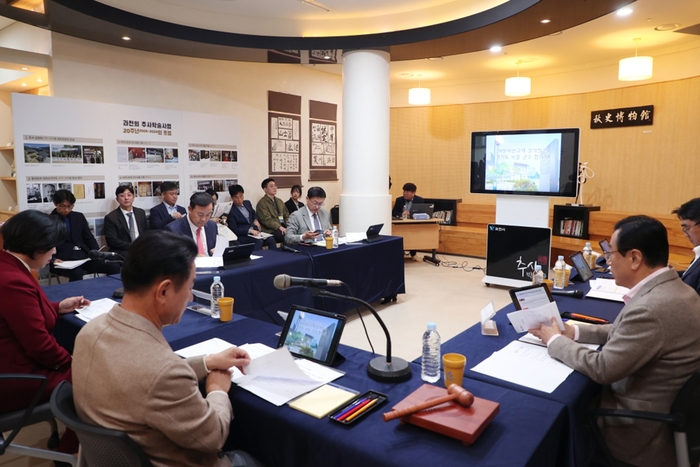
[551,289,584,298]
[273,274,412,383]
[274,274,342,289]
[88,250,124,261]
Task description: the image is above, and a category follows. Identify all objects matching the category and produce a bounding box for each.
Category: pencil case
[329,390,388,425]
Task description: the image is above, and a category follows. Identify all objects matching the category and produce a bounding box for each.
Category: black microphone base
[367,356,412,383]
[112,287,124,299]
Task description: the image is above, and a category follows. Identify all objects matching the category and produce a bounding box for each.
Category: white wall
[49,33,344,208]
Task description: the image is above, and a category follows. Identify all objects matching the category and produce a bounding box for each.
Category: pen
[337,397,374,422]
[332,398,368,421]
[345,398,378,422]
[561,312,609,324]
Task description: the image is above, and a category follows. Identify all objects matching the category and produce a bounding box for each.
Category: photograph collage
[24,143,105,164]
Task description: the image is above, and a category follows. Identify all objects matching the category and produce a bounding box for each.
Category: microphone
[551,289,584,298]
[273,274,342,290]
[280,245,300,254]
[88,250,125,261]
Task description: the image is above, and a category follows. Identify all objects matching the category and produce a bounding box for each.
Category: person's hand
[253,220,262,230]
[58,296,91,314]
[172,212,183,219]
[323,229,332,237]
[302,230,320,241]
[250,229,260,236]
[206,347,251,373]
[279,226,287,234]
[529,317,573,344]
[205,369,232,394]
[53,259,63,264]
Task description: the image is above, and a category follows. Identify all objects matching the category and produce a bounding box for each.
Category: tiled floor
[1,253,512,467]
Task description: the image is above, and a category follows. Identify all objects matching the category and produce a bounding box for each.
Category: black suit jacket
[149,202,187,230]
[103,207,148,257]
[227,201,259,237]
[681,259,700,296]
[50,209,99,260]
[392,195,425,217]
[165,217,218,256]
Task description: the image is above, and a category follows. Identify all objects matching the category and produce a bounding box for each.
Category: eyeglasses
[603,250,619,260]
[55,203,74,210]
[309,200,325,208]
[681,222,699,233]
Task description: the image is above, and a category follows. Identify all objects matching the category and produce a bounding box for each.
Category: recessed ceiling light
[37,78,43,83]
[122,36,131,41]
[21,83,27,87]
[617,8,633,17]
[540,19,551,24]
[427,56,444,61]
[490,45,502,53]
[655,23,681,31]
[21,67,28,71]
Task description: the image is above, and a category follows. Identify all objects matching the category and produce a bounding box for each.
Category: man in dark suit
[227,185,276,251]
[391,182,425,218]
[166,192,219,256]
[149,181,186,230]
[672,198,700,296]
[103,185,148,259]
[531,216,700,467]
[50,190,121,281]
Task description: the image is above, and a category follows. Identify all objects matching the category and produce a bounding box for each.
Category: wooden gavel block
[382,384,474,422]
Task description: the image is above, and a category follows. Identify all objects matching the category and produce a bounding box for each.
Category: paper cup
[564,264,573,287]
[542,278,554,291]
[325,236,333,249]
[218,297,234,322]
[442,353,466,388]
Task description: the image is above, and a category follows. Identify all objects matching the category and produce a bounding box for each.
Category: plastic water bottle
[402,206,409,220]
[532,264,544,285]
[583,242,594,269]
[421,322,441,383]
[553,256,566,289]
[210,276,224,319]
[332,226,339,249]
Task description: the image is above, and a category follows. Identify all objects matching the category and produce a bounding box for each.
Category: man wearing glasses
[672,198,700,295]
[50,189,121,281]
[285,186,332,244]
[166,192,219,256]
[531,215,700,467]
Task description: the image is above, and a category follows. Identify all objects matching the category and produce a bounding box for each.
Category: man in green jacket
[255,177,289,244]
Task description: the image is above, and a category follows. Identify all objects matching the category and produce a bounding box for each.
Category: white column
[339,50,392,235]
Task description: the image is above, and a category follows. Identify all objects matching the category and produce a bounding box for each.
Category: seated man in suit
[531,215,700,467]
[72,231,259,467]
[165,192,218,256]
[149,181,186,230]
[285,186,332,244]
[391,182,425,218]
[672,198,700,295]
[255,177,289,244]
[227,185,276,251]
[50,189,121,281]
[103,185,148,259]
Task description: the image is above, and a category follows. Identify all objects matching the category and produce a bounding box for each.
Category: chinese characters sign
[309,100,337,181]
[268,91,301,187]
[590,105,653,129]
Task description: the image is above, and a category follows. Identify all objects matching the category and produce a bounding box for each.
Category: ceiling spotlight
[37,78,43,83]
[616,8,633,17]
[540,19,551,24]
[654,23,681,31]
[21,83,27,87]
[122,36,131,41]
[490,45,502,53]
[21,67,28,71]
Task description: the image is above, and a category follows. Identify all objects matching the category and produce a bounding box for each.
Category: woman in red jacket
[0,210,89,452]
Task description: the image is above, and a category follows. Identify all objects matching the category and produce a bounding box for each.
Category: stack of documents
[53,258,90,270]
[288,384,358,418]
[587,279,628,302]
[76,298,118,323]
[175,340,344,406]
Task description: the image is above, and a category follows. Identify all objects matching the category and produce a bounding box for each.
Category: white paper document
[518,332,600,350]
[195,256,223,268]
[249,232,273,240]
[587,279,628,302]
[76,298,118,322]
[213,201,232,219]
[175,338,235,359]
[507,302,565,333]
[53,258,90,270]
[471,340,574,393]
[345,232,367,243]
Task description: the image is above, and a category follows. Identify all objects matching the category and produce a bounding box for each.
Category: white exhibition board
[12,94,240,245]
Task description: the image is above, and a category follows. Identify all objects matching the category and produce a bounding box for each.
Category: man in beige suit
[72,230,255,467]
[531,215,700,467]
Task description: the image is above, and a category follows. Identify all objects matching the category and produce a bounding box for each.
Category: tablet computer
[569,251,595,283]
[365,223,383,243]
[221,243,255,269]
[277,305,347,366]
[509,283,554,310]
[599,238,611,254]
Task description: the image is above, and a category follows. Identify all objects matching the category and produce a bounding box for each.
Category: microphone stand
[310,287,412,383]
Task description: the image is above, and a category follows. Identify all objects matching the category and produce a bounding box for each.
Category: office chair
[50,381,153,467]
[588,370,700,467]
[0,374,77,466]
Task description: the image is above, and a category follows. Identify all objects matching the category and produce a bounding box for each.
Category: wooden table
[391,218,441,265]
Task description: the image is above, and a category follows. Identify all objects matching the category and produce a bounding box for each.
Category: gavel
[382,384,474,422]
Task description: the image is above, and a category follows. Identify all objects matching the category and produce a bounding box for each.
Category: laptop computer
[365,223,384,243]
[221,243,255,269]
[410,203,435,217]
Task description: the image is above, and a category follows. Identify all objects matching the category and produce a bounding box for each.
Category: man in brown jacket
[531,215,700,467]
[72,230,255,467]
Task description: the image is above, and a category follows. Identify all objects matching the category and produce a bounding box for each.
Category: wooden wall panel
[390,76,700,216]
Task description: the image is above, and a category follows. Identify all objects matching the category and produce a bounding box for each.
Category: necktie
[127,212,135,241]
[312,213,321,231]
[196,227,206,256]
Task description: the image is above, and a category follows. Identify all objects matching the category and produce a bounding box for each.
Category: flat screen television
[470,128,580,197]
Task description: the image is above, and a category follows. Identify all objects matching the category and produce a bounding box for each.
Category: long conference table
[46,264,624,466]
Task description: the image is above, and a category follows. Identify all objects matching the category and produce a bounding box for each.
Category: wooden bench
[438,204,694,270]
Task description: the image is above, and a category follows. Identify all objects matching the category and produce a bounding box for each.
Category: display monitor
[470,128,580,197]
